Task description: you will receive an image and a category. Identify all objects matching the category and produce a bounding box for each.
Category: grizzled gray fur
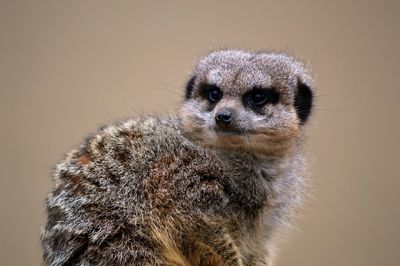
[41,49,314,265]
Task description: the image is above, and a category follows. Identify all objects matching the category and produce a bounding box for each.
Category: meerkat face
[180,50,314,156]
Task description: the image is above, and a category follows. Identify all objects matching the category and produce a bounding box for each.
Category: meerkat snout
[215,108,233,126]
[213,99,241,130]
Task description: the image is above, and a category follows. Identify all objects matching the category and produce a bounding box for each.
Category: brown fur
[41,49,314,265]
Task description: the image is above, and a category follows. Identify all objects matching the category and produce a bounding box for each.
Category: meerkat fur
[41,49,314,266]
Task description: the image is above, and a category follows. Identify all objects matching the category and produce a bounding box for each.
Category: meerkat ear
[294,78,314,124]
[185,76,196,100]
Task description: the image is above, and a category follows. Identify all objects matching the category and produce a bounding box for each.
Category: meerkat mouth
[213,127,264,138]
[213,126,246,135]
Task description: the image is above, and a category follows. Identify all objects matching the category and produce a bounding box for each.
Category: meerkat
[41,49,314,266]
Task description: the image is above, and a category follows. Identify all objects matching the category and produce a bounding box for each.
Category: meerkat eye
[208,89,222,102]
[244,87,279,108]
[251,91,268,106]
[199,84,222,103]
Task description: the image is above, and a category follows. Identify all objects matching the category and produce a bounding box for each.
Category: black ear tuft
[185,76,196,100]
[294,80,313,124]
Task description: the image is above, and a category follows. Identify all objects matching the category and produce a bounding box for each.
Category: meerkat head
[180,50,314,156]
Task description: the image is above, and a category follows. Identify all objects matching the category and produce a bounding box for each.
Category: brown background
[1,1,399,265]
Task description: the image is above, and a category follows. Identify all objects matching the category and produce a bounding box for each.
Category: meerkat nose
[215,109,233,126]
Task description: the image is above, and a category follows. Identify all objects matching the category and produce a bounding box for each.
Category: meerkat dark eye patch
[294,80,313,124]
[199,83,222,103]
[243,87,279,109]
[185,76,196,100]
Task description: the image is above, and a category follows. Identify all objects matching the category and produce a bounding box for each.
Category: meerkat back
[41,116,242,265]
[42,49,314,266]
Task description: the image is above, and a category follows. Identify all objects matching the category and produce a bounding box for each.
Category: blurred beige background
[1,1,400,265]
